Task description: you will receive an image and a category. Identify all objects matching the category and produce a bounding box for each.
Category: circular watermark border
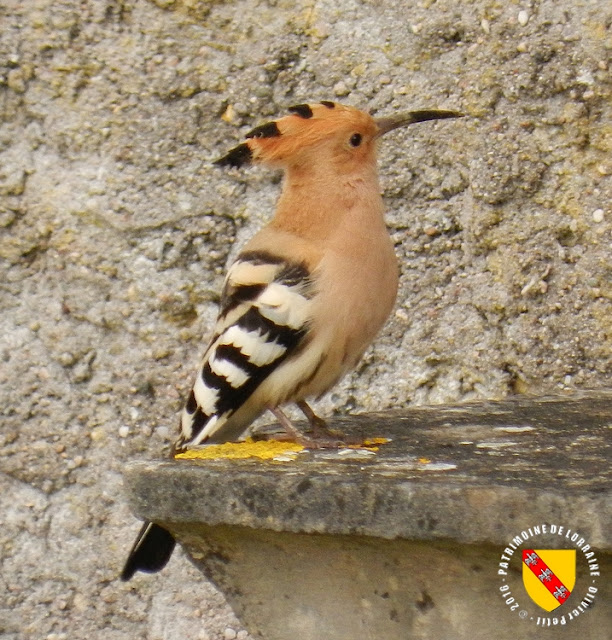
[497,523,600,627]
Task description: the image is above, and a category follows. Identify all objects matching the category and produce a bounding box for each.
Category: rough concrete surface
[125,394,612,640]
[0,1,610,639]
[170,528,612,640]
[125,394,612,543]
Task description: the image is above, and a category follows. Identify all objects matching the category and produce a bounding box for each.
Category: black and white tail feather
[121,249,314,580]
[176,249,314,450]
[120,521,176,581]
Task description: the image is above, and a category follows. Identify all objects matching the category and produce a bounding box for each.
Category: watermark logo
[522,550,575,611]
[498,524,600,627]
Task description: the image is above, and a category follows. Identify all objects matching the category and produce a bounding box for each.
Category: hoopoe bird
[121,101,462,580]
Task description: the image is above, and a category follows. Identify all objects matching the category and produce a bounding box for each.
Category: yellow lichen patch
[175,438,305,461]
[418,457,432,464]
[363,437,390,446]
[347,437,391,452]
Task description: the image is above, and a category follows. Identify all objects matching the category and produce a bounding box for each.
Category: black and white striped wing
[176,251,313,449]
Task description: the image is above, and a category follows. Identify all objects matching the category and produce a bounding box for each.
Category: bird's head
[215,102,463,177]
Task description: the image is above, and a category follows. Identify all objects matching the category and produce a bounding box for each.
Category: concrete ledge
[124,393,612,639]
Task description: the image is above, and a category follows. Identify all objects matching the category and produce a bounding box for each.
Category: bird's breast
[299,226,399,397]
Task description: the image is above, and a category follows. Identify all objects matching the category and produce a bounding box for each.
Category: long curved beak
[374,110,464,137]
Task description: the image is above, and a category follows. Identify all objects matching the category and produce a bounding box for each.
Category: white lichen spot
[476,441,518,449]
[337,448,377,458]
[493,425,535,433]
[422,462,458,471]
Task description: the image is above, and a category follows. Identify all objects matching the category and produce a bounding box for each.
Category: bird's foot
[296,400,344,439]
[262,404,362,449]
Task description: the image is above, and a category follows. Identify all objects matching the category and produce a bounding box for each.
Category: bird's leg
[268,406,307,442]
[267,406,349,449]
[296,400,344,439]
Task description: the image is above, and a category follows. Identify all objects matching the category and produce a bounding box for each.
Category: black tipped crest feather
[288,103,314,119]
[246,121,281,139]
[214,143,253,168]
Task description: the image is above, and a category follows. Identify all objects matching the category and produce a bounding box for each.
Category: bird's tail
[120,521,176,581]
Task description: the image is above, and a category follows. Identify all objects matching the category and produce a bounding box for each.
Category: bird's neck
[271,162,384,243]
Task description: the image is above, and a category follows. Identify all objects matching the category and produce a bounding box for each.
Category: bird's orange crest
[215,101,378,169]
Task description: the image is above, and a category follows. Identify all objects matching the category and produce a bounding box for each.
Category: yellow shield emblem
[522,549,576,612]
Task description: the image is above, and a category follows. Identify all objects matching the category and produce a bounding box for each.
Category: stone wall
[0,1,610,638]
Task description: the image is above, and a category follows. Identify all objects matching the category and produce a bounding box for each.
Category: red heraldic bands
[522,550,572,605]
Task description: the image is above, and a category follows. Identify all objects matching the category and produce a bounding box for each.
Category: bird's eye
[349,133,362,147]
